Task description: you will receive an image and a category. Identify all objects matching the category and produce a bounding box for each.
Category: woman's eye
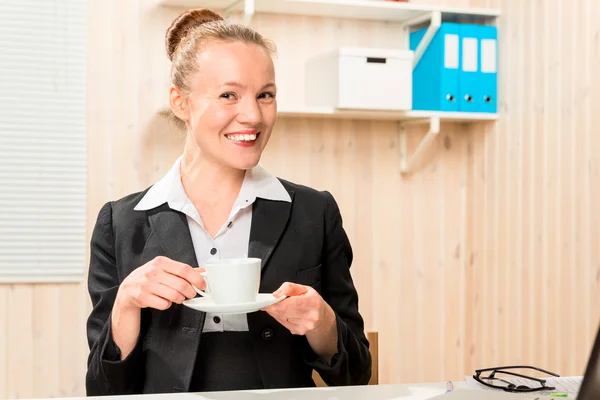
[220,92,237,100]
[258,92,276,100]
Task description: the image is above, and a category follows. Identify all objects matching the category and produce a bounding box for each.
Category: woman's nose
[237,99,262,125]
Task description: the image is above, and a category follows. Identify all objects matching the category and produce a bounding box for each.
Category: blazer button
[261,328,274,341]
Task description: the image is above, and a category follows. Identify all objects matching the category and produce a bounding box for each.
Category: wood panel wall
[0,0,598,398]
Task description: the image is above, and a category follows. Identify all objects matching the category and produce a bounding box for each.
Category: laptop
[577,320,600,400]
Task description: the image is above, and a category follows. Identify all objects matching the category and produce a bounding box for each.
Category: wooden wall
[0,0,599,397]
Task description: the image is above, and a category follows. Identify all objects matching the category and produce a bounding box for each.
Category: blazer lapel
[248,192,294,271]
[146,204,205,392]
[147,204,198,267]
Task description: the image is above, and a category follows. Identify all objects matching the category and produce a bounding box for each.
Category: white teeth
[227,133,257,142]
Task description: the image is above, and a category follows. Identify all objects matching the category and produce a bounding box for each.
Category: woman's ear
[169,84,190,122]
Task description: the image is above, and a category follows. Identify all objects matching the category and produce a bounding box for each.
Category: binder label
[462,37,478,72]
[481,39,497,73]
[444,34,459,69]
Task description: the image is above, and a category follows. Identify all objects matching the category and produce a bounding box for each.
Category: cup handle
[193,271,211,298]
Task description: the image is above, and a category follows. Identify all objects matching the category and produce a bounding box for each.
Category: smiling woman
[166,9,278,171]
[85,7,371,395]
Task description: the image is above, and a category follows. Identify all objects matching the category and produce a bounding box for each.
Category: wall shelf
[276,106,498,123]
[156,0,501,24]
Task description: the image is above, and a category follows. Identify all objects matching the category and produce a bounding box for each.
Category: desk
[24,382,544,400]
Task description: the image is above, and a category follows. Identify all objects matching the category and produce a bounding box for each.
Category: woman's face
[172,40,277,170]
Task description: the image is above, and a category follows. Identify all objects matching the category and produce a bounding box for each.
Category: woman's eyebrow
[220,82,276,90]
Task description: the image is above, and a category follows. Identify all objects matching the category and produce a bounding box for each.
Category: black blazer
[85,179,371,395]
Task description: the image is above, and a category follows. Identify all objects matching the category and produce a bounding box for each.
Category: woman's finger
[147,281,186,304]
[273,282,309,298]
[156,270,197,299]
[269,296,317,319]
[139,292,172,311]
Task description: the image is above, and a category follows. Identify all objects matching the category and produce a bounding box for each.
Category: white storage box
[305,47,413,110]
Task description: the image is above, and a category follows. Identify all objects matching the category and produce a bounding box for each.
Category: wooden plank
[588,0,600,353]
[7,285,34,399]
[397,127,419,383]
[579,0,596,374]
[546,0,561,373]
[59,284,86,397]
[531,0,548,370]
[370,121,402,383]
[353,123,374,332]
[561,0,576,376]
[337,119,359,320]
[288,118,312,186]
[441,125,467,380]
[497,0,511,368]
[417,124,444,381]
[32,284,61,398]
[0,285,8,400]
[509,0,524,367]
[465,121,487,374]
[519,0,535,370]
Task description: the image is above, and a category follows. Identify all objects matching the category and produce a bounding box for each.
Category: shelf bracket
[224,0,255,25]
[401,10,442,69]
[399,116,440,174]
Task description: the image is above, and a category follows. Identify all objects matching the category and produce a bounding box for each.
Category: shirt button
[261,328,274,341]
[213,316,221,324]
[210,248,217,255]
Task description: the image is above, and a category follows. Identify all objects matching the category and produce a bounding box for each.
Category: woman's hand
[111,256,205,360]
[262,282,339,363]
[115,256,206,312]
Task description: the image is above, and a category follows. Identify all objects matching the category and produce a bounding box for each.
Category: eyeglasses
[473,365,560,393]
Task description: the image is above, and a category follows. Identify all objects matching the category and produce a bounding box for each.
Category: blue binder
[458,24,480,112]
[478,25,498,113]
[410,22,461,112]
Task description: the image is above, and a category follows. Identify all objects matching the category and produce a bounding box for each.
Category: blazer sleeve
[85,202,145,395]
[303,191,372,386]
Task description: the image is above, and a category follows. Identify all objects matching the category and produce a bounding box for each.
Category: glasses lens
[477,369,551,392]
[481,377,526,390]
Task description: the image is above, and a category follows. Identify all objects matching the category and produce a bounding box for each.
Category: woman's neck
[179,147,245,208]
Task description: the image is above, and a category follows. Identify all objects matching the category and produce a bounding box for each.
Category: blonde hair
[165,9,277,97]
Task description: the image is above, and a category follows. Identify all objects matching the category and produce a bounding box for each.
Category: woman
[86,8,371,395]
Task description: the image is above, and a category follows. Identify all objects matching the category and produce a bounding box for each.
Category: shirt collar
[133,156,291,212]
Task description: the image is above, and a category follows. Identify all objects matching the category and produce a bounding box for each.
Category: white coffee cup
[194,257,261,304]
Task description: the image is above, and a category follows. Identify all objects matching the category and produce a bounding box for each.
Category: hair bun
[165,8,224,61]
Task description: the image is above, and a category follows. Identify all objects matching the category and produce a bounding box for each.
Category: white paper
[481,39,497,73]
[462,37,478,72]
[444,34,459,69]
[465,375,583,398]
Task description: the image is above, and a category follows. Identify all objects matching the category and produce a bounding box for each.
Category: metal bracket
[399,116,441,174]
[224,0,255,25]
[401,10,442,69]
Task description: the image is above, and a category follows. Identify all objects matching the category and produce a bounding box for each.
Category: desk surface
[23,382,551,400]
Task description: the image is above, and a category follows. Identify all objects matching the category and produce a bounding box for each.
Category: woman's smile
[225,129,260,147]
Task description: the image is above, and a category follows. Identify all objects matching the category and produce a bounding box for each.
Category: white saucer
[183,293,286,314]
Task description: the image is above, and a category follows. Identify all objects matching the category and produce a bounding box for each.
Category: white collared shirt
[134,156,291,332]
